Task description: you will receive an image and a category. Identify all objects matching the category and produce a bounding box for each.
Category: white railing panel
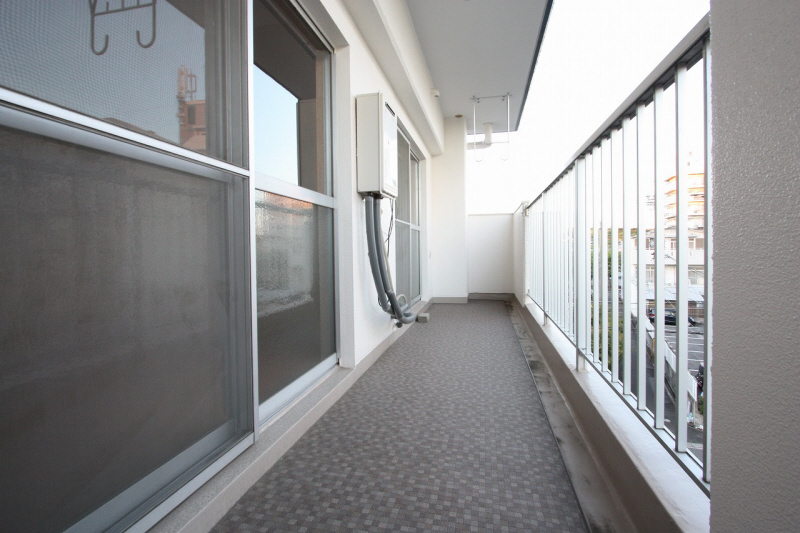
[520,25,710,492]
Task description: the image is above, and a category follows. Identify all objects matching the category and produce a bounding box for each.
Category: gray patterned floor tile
[213,301,586,532]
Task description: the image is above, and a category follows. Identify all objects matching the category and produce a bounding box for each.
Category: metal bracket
[89,0,158,56]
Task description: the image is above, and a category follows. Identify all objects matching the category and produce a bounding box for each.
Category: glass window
[689,266,705,285]
[255,191,336,404]
[0,121,251,533]
[396,134,411,222]
[410,157,420,226]
[253,0,331,194]
[411,229,421,298]
[0,0,247,166]
[396,222,411,302]
[394,132,421,303]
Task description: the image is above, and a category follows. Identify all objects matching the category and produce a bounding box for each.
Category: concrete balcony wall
[467,214,514,294]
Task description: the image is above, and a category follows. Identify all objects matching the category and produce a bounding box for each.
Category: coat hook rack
[89,0,158,56]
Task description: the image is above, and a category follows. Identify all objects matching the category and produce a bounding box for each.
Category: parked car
[648,308,696,326]
[695,363,705,395]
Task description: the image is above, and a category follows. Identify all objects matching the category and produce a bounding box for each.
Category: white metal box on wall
[356,93,398,198]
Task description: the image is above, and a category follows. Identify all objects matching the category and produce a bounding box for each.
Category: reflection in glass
[0,124,250,533]
[255,191,336,404]
[396,222,411,303]
[0,0,247,166]
[396,134,411,222]
[254,68,299,184]
[253,0,331,194]
[411,229,421,299]
[410,157,420,225]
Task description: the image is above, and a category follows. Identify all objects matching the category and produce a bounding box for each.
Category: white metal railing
[523,17,711,493]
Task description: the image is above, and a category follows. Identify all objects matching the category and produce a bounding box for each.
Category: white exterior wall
[430,117,469,299]
[709,1,800,530]
[310,0,443,367]
[467,214,514,294]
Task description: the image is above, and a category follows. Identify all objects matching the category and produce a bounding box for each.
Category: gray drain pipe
[365,195,417,325]
[365,196,391,314]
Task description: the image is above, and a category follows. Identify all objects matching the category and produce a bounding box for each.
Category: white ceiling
[406,0,550,135]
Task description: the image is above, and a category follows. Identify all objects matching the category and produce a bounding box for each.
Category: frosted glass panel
[396,222,411,303]
[0,0,247,166]
[0,123,250,533]
[255,191,335,404]
[396,134,410,222]
[410,157,420,225]
[411,229,421,300]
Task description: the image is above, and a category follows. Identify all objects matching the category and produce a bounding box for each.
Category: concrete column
[710,1,800,530]
[429,117,469,300]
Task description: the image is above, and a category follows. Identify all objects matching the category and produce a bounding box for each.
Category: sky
[467,0,710,214]
[253,68,300,184]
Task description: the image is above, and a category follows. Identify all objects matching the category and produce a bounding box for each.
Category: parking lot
[662,324,706,376]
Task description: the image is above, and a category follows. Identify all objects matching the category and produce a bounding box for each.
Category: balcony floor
[213,300,587,532]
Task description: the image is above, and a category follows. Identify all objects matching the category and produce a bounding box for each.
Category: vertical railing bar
[549,190,552,320]
[540,200,544,305]
[576,159,587,369]
[551,187,555,322]
[636,103,648,410]
[593,146,601,364]
[552,188,555,323]
[532,205,536,302]
[524,209,529,299]
[675,62,690,452]
[558,180,563,329]
[528,206,542,304]
[526,210,530,299]
[702,37,713,481]
[585,152,593,361]
[551,188,555,324]
[553,182,564,328]
[561,179,565,330]
[543,191,547,324]
[560,178,564,330]
[574,168,578,339]
[549,188,554,321]
[601,138,609,375]
[568,174,573,336]
[565,176,569,335]
[653,84,667,429]
[611,129,620,383]
[622,117,633,395]
[561,178,565,330]
[573,167,577,339]
[532,208,536,302]
[564,176,568,334]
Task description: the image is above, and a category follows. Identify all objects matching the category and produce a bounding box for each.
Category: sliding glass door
[252,0,336,420]
[0,2,252,531]
[395,132,422,304]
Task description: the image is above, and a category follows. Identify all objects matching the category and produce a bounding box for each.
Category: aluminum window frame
[0,97,255,532]
[395,128,423,305]
[250,0,339,424]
